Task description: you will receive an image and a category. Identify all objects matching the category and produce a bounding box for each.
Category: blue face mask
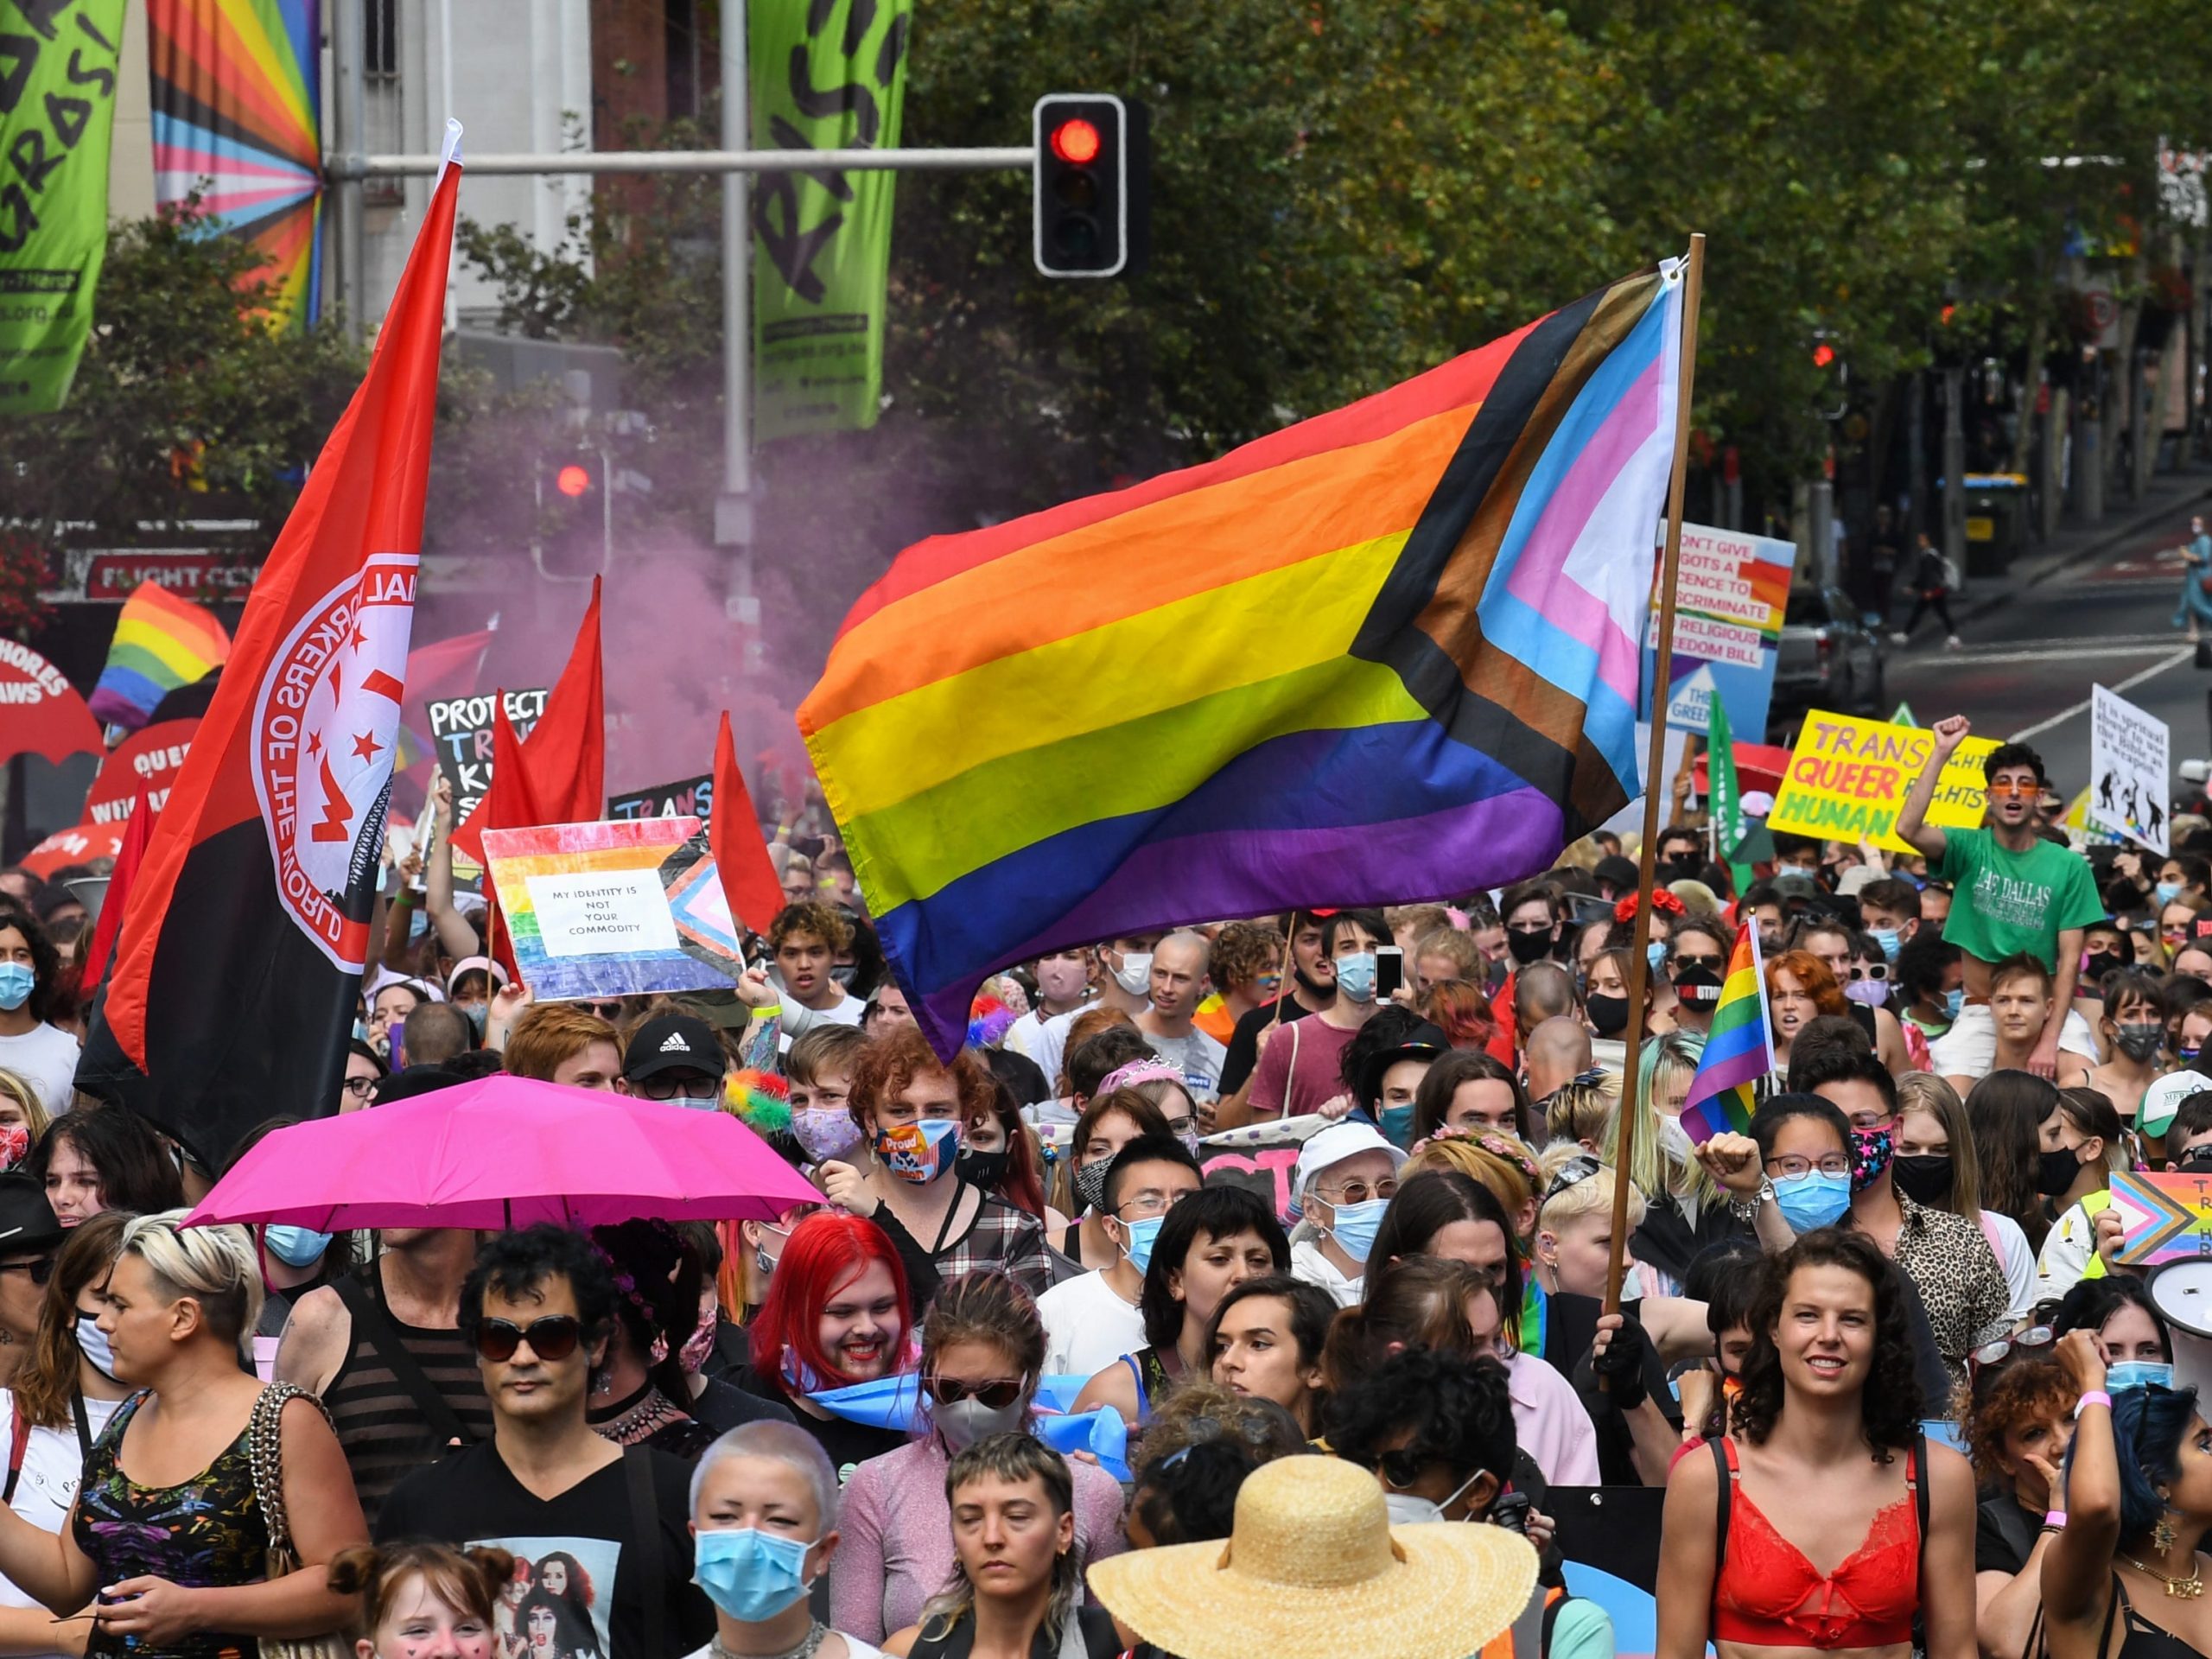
[1942,988,1966,1020]
[2158,881,2183,906]
[1773,1170,1853,1234]
[1324,1197,1390,1265]
[1119,1214,1166,1275]
[2108,1360,2176,1393]
[0,963,34,1013]
[1869,927,1900,962]
[1647,940,1668,975]
[264,1225,332,1268]
[1335,951,1377,1003]
[461,1001,488,1037]
[1379,1103,1417,1150]
[691,1526,817,1623]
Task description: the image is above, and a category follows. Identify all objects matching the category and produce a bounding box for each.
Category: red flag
[711,712,785,936]
[78,124,467,1161]
[0,639,102,766]
[81,785,158,988]
[451,579,603,867]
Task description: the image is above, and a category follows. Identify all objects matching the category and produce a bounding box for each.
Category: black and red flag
[77,124,466,1163]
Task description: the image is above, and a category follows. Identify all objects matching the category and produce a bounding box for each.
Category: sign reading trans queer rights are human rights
[1766,710,1996,855]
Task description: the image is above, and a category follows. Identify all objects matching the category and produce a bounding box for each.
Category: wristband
[2044,1510,2068,1529]
[2075,1390,2113,1417]
[748,1005,778,1021]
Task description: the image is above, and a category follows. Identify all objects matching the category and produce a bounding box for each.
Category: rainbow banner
[149,0,323,327]
[479,819,746,1002]
[1680,923,1772,1144]
[90,583,232,733]
[801,260,1689,1054]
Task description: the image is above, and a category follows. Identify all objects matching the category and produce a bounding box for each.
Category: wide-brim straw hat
[1087,1456,1538,1659]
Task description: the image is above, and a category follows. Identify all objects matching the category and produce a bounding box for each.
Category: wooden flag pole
[1605,234,1707,1319]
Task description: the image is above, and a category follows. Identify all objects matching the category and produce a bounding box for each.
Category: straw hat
[1087,1456,1537,1659]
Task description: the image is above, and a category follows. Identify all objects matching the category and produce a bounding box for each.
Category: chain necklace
[711,1621,829,1659]
[591,1385,684,1446]
[2119,1554,2206,1599]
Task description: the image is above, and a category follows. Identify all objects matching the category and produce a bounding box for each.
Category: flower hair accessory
[1613,888,1687,924]
[1444,906,1471,931]
[1097,1059,1181,1096]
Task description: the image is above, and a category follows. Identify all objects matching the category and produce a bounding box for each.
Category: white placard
[2088,683,2171,855]
[524,868,680,957]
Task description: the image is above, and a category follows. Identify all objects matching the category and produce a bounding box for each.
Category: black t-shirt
[1976,1488,2043,1574]
[688,1373,796,1438]
[1544,1291,1680,1487]
[377,1440,713,1659]
[1220,995,1319,1096]
[727,1361,909,1479]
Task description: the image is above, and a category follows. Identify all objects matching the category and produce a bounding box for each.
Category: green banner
[749,0,912,441]
[0,0,127,414]
[1707,696,1756,895]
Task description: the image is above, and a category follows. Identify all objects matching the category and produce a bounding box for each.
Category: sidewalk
[1948,461,2212,629]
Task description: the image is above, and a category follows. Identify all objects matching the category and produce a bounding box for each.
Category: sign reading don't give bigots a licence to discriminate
[1766,710,1998,855]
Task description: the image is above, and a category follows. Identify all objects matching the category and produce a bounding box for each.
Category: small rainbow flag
[90,583,232,733]
[1680,921,1774,1144]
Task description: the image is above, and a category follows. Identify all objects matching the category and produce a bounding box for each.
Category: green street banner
[0,0,127,414]
[750,0,912,440]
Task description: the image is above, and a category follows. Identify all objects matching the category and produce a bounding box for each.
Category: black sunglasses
[474,1315,583,1363]
[579,1000,624,1020]
[1367,1447,1440,1490]
[0,1256,54,1286]
[926,1374,1024,1408]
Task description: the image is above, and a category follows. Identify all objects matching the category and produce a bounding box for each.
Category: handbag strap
[622,1446,666,1659]
[249,1382,334,1555]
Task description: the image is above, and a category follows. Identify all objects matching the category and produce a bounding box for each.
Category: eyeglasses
[0,1257,53,1286]
[340,1076,378,1100]
[926,1374,1026,1408]
[632,1071,722,1102]
[474,1315,584,1363]
[1764,1153,1852,1179]
[579,1000,624,1020]
[1542,1154,1602,1205]
[1847,963,1889,982]
[1116,1188,1195,1222]
[1971,1325,2055,1373]
[1317,1178,1398,1207]
[1986,780,2037,800]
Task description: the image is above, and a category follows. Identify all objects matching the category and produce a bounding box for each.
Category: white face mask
[1382,1467,1485,1528]
[1656,1114,1694,1165]
[1110,951,1154,997]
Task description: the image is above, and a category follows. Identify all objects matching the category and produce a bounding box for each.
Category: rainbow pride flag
[801,260,1688,1054]
[90,584,232,733]
[1680,923,1774,1144]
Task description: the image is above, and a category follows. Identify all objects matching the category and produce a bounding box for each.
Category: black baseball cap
[0,1173,63,1258]
[623,1014,726,1083]
[1355,1020,1452,1110]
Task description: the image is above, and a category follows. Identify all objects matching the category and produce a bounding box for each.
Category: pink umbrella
[183,1074,822,1230]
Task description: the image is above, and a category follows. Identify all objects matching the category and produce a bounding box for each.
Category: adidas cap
[621,1013,726,1084]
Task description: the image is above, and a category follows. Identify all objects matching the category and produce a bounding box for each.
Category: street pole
[717,0,755,639]
[1942,367,1967,574]
[333,0,366,338]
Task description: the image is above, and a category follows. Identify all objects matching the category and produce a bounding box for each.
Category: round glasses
[474,1315,583,1363]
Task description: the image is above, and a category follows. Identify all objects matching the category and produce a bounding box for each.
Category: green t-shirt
[1933,828,2105,969]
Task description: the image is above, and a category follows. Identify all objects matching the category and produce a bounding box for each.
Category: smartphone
[1376,945,1403,1001]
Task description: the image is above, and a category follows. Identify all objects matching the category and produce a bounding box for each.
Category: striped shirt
[323,1266,493,1528]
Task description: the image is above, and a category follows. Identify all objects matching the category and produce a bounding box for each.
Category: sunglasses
[1970,1325,2055,1373]
[1368,1447,1442,1490]
[1986,780,2038,800]
[926,1374,1025,1408]
[474,1315,584,1363]
[1541,1154,1603,1205]
[579,1000,624,1020]
[1847,963,1890,982]
[0,1256,53,1286]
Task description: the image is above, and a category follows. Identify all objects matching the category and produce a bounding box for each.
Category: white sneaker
[1945,634,1963,650]
[1889,632,1910,645]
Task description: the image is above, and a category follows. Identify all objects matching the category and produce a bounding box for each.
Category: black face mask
[1507,927,1554,966]
[1890,1153,1954,1206]
[2082,951,2123,989]
[957,1147,1011,1190]
[1671,962,1724,1006]
[1586,993,1630,1037]
[2036,1145,2085,1197]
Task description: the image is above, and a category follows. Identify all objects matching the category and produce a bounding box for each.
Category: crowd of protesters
[0,709,2202,1657]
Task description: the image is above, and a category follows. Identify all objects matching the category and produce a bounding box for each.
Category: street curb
[1950,470,2212,630]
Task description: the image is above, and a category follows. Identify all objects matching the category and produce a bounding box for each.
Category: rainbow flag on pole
[801,259,1690,1054]
[90,583,232,733]
[1680,922,1773,1143]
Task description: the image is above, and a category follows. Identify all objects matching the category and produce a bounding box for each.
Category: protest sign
[85,719,199,824]
[2088,684,2171,856]
[426,689,546,825]
[1765,710,1997,854]
[1196,1115,1332,1221]
[1643,523,1796,740]
[480,818,746,1001]
[22,821,125,879]
[0,638,100,765]
[2112,1169,2212,1268]
[609,773,714,823]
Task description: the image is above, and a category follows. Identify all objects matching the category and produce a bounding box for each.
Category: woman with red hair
[738,1211,917,1470]
[1764,947,1848,1077]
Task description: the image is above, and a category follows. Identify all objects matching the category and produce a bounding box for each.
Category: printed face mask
[1849,1126,1894,1194]
[1073,1157,1112,1214]
[957,1147,1011,1190]
[74,1313,116,1380]
[874,1118,960,1183]
[0,1126,29,1173]
[791,1107,860,1165]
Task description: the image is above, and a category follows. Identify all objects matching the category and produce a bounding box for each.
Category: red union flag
[78,124,466,1162]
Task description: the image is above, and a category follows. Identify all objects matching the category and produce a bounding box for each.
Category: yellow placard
[1766,711,1998,854]
[1966,516,1995,542]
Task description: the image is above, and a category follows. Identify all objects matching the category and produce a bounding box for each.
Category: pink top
[828,1433,1128,1643]
[1246,1015,1357,1117]
[1507,1351,1602,1485]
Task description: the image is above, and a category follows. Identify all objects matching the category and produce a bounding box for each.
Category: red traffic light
[1050,118,1102,165]
[1811,342,1836,368]
[555,463,593,497]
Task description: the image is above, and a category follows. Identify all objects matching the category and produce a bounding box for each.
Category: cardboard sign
[85,719,199,824]
[2112,1169,2212,1267]
[1765,711,1997,854]
[2088,684,2171,856]
[425,688,547,824]
[1196,1114,1332,1221]
[609,772,714,823]
[480,817,745,1001]
[1643,522,1796,740]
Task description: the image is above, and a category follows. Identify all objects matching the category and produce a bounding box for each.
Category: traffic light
[537,449,609,580]
[1033,94,1148,279]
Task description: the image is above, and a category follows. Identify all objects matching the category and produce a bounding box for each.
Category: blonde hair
[0,1070,49,1146]
[1545,1077,1618,1149]
[1403,1132,1540,1236]
[1410,927,1484,982]
[1624,1030,1723,1210]
[1537,1147,1645,1233]
[117,1210,263,1345]
[1896,1071,1982,1218]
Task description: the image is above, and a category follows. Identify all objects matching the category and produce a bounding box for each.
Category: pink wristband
[2045,1510,2068,1529]
[2075,1390,2113,1417]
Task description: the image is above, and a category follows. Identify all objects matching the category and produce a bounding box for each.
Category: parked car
[1774,584,1885,722]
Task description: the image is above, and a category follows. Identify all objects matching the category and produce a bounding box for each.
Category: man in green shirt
[1897,716,2105,1081]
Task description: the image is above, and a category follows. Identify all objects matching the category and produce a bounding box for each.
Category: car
[1773,584,1885,725]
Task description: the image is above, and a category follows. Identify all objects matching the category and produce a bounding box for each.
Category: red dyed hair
[970,1079,1049,1218]
[1766,949,1848,1018]
[1418,979,1497,1050]
[747,1211,913,1389]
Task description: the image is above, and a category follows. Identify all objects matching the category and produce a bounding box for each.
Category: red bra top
[1711,1437,1920,1649]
